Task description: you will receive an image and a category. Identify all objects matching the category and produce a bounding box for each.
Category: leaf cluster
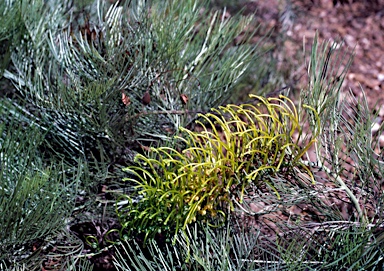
[113,221,267,271]
[0,115,83,265]
[117,95,319,242]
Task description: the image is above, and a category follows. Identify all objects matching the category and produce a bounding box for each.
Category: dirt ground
[240,0,384,116]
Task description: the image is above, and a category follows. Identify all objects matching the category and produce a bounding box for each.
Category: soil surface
[242,0,384,116]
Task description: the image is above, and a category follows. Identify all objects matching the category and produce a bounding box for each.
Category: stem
[303,160,367,224]
[125,109,206,122]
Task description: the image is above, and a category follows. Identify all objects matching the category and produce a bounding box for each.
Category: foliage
[2,0,264,163]
[276,222,384,271]
[117,94,319,242]
[0,0,267,269]
[0,109,83,265]
[113,221,268,271]
[114,220,383,271]
[0,0,23,76]
[112,222,384,271]
[112,35,384,270]
[301,34,384,224]
[0,0,383,270]
[275,34,384,270]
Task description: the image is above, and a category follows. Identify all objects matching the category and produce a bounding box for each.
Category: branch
[302,160,367,224]
[125,109,207,122]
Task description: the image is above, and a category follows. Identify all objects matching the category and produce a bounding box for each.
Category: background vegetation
[0,0,383,270]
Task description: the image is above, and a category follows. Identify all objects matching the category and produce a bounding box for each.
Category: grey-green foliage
[0,0,19,40]
[113,222,276,271]
[2,0,263,162]
[0,104,82,263]
[0,0,21,75]
[278,35,384,270]
[275,221,384,270]
[0,262,26,271]
[250,36,384,270]
[301,34,384,224]
[113,221,383,271]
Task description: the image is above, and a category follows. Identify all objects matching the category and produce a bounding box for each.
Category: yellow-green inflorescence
[118,95,319,242]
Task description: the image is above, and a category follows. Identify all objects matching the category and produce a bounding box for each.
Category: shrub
[2,0,265,164]
[117,94,319,242]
